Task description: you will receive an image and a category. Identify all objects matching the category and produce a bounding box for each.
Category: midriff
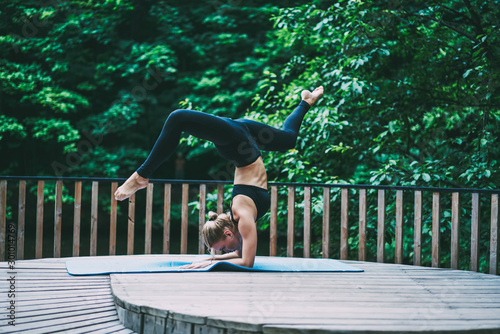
[233,157,267,189]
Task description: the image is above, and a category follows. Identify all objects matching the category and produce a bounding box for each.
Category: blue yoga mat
[66,255,364,275]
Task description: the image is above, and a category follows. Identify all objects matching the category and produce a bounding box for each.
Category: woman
[115,86,324,268]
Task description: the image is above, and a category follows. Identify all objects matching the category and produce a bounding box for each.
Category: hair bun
[208,211,218,221]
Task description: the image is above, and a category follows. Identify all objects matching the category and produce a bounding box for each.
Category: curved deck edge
[109,257,500,334]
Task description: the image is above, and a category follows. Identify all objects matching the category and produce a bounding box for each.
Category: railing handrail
[1,175,499,194]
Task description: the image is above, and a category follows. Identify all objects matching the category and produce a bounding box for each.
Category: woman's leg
[239,87,324,151]
[236,100,310,151]
[137,109,241,178]
[115,109,243,201]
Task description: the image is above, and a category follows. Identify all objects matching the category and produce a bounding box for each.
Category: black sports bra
[229,184,270,223]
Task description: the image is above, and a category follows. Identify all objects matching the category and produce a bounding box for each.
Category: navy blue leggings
[136,100,311,178]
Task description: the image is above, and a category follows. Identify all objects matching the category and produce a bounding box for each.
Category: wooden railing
[0,176,498,275]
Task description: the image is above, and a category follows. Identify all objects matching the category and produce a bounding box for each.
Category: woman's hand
[179,260,213,269]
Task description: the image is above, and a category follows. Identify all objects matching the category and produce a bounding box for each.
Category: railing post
[322,187,330,259]
[270,186,278,256]
[110,182,118,256]
[340,188,349,260]
[36,180,44,259]
[359,189,367,261]
[303,187,311,258]
[163,184,171,254]
[90,181,99,256]
[413,191,422,266]
[287,186,295,257]
[54,180,63,258]
[377,189,385,263]
[145,184,154,254]
[490,194,498,275]
[432,192,440,268]
[199,184,206,254]
[451,192,460,270]
[181,183,189,254]
[18,180,26,260]
[395,190,403,264]
[217,184,224,215]
[73,181,82,257]
[127,194,135,255]
[470,193,480,272]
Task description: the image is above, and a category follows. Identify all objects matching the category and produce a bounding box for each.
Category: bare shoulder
[231,195,258,223]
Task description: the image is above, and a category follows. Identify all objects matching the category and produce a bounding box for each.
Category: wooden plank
[359,189,367,261]
[395,190,403,264]
[377,189,385,263]
[471,193,480,272]
[9,298,114,313]
[90,181,99,256]
[413,190,422,266]
[0,180,5,261]
[303,186,311,258]
[491,194,499,276]
[287,186,295,257]
[451,192,460,270]
[54,180,63,258]
[270,186,278,256]
[63,322,129,334]
[322,187,330,259]
[199,184,207,254]
[432,192,440,268]
[340,188,349,260]
[109,182,117,256]
[73,181,82,257]
[10,312,119,333]
[36,180,44,259]
[217,184,224,215]
[181,183,189,254]
[164,184,171,254]
[145,183,154,254]
[127,193,135,255]
[18,180,26,260]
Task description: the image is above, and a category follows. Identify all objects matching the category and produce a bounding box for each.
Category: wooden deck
[1,256,500,334]
[110,255,500,334]
[0,258,135,334]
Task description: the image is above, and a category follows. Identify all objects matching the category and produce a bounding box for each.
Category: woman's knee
[167,109,191,124]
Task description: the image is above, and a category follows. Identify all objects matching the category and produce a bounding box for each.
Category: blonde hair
[202,211,236,248]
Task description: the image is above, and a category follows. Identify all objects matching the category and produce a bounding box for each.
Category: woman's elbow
[242,259,255,268]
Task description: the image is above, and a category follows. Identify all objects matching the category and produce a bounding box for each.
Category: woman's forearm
[213,251,241,260]
[215,256,254,268]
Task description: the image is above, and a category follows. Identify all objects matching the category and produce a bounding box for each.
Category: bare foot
[115,172,149,201]
[301,86,324,107]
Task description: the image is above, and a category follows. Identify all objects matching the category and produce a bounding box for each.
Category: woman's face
[211,228,241,253]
